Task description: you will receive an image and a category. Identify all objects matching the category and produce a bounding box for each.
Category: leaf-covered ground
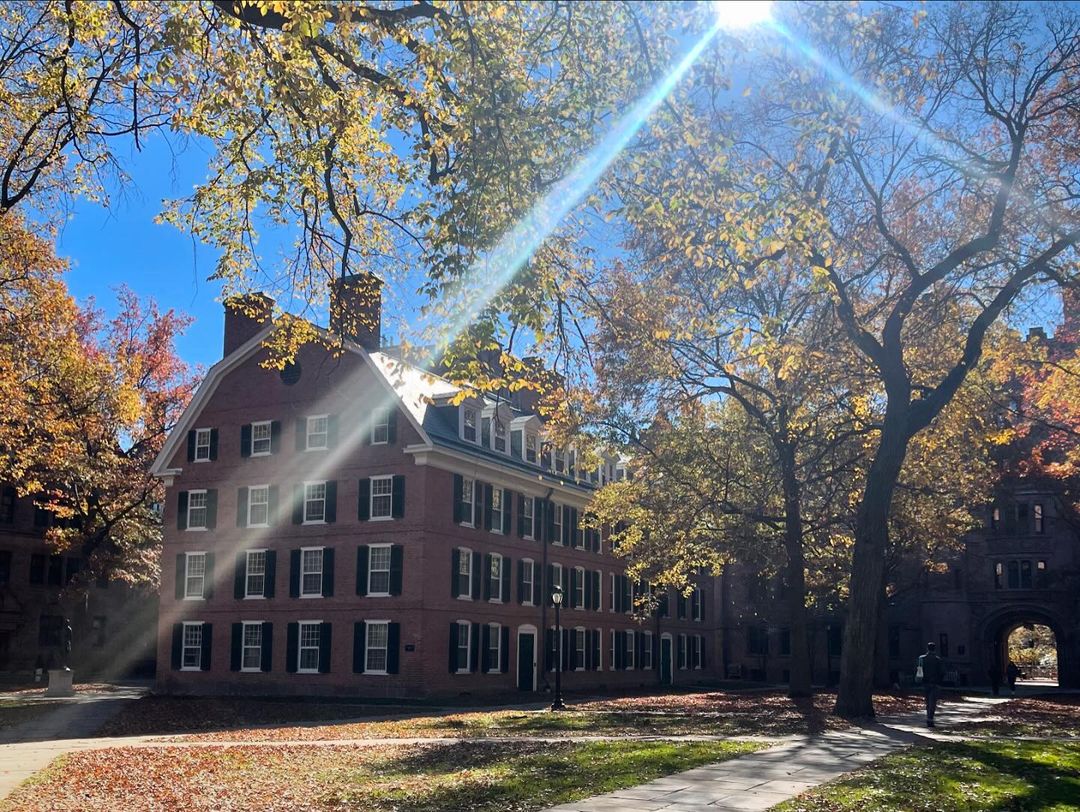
[944,695,1080,738]
[2,739,763,812]
[777,740,1080,811]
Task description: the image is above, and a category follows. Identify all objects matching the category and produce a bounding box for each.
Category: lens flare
[713,1,774,29]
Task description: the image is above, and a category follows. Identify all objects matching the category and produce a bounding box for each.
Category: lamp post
[551,586,566,711]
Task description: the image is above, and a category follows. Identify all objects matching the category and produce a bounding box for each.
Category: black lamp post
[551,585,566,711]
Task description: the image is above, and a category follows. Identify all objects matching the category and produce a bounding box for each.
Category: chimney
[330,273,382,352]
[1026,326,1047,343]
[223,293,274,357]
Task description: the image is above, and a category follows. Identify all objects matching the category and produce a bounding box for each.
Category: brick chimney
[330,273,382,351]
[223,293,274,357]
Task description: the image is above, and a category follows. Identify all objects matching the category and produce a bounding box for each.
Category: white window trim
[244,548,268,599]
[490,487,505,535]
[186,489,209,532]
[369,474,394,522]
[552,503,563,546]
[461,406,479,445]
[609,629,616,671]
[574,627,586,672]
[694,634,703,670]
[457,547,473,601]
[522,497,534,540]
[371,410,390,445]
[299,546,325,598]
[296,619,323,674]
[608,573,615,612]
[551,563,563,598]
[625,630,635,670]
[573,566,585,609]
[305,414,329,451]
[522,558,535,606]
[183,552,206,600]
[525,433,538,465]
[460,477,475,529]
[302,480,327,525]
[643,631,654,670]
[693,587,704,622]
[250,420,273,457]
[367,543,392,597]
[240,620,264,673]
[489,553,504,604]
[456,620,472,674]
[193,427,212,463]
[247,484,271,529]
[180,621,204,671]
[493,419,508,454]
[596,627,603,670]
[364,619,391,675]
[679,634,687,670]
[487,622,502,674]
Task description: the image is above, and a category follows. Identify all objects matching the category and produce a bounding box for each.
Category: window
[575,628,586,671]
[522,559,535,605]
[184,552,207,599]
[457,549,472,599]
[0,550,9,585]
[994,561,1004,589]
[241,622,263,671]
[370,476,393,520]
[574,566,585,609]
[525,433,538,464]
[0,486,15,523]
[939,632,949,658]
[609,629,616,671]
[29,554,44,585]
[552,504,563,546]
[251,421,272,456]
[487,623,502,672]
[182,622,203,670]
[1017,502,1029,529]
[193,428,212,461]
[300,548,324,597]
[463,407,478,443]
[461,478,475,527]
[187,490,208,530]
[456,621,471,673]
[1034,503,1044,533]
[551,563,563,602]
[306,415,329,450]
[493,419,507,452]
[692,587,704,621]
[522,497,534,540]
[371,410,390,445]
[247,485,270,527]
[643,632,653,670]
[368,545,392,595]
[609,573,615,612]
[780,628,792,656]
[1020,560,1032,588]
[554,449,565,474]
[298,621,321,673]
[489,554,503,602]
[491,488,504,533]
[366,621,390,673]
[694,635,703,669]
[990,506,1001,530]
[245,550,266,598]
[303,482,326,524]
[624,630,635,669]
[747,625,768,656]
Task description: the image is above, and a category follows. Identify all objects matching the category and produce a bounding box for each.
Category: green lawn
[778,740,1080,812]
[0,700,55,730]
[4,739,764,811]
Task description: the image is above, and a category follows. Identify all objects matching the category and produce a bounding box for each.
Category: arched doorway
[980,607,1070,690]
[1006,624,1057,685]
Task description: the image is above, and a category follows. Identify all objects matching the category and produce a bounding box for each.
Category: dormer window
[525,434,537,464]
[493,419,507,453]
[463,407,478,443]
[554,449,565,475]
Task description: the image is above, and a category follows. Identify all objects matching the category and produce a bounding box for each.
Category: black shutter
[616,634,625,669]
[470,622,480,673]
[473,484,484,527]
[584,630,593,670]
[175,553,185,599]
[286,622,299,672]
[391,475,405,519]
[533,569,542,606]
[318,622,332,673]
[500,626,510,673]
[356,546,369,596]
[517,493,526,538]
[570,508,579,548]
[240,424,252,458]
[353,622,366,673]
[230,623,242,671]
[203,553,215,598]
[471,551,482,599]
[389,545,403,595]
[200,623,213,671]
[450,549,461,598]
[594,629,601,670]
[208,429,219,461]
[358,478,371,520]
[387,409,398,444]
[545,627,554,671]
[502,491,513,535]
[700,637,707,668]
[452,474,463,524]
[482,553,492,600]
[267,485,279,526]
[171,624,182,670]
[501,556,511,602]
[583,569,592,610]
[547,565,555,605]
[295,417,306,452]
[236,487,249,527]
[177,491,188,530]
[205,490,218,529]
[546,500,557,543]
[483,484,493,531]
[264,551,276,598]
[570,568,579,609]
[481,624,491,673]
[270,420,281,454]
[517,559,525,604]
[289,549,301,597]
[387,623,400,674]
[322,548,335,597]
[186,430,196,462]
[636,632,644,669]
[292,484,304,524]
[324,481,337,524]
[449,623,459,673]
[234,552,246,599]
[562,506,572,546]
[326,414,339,448]
[261,622,273,672]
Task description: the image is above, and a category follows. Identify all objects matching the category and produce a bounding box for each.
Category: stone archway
[978,606,1077,689]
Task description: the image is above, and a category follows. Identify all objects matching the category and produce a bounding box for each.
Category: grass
[3,739,764,811]
[777,740,1080,812]
[0,700,56,730]
[945,695,1080,738]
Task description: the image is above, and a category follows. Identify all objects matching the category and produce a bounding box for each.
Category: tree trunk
[779,444,812,697]
[834,411,909,718]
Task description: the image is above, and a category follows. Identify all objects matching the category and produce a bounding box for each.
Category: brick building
[151,276,716,698]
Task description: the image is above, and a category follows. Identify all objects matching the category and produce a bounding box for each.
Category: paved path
[543,697,1010,812]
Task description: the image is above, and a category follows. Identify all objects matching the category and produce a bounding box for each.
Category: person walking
[1006,660,1020,695]
[916,642,945,728]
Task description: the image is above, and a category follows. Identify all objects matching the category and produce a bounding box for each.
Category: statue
[60,617,73,670]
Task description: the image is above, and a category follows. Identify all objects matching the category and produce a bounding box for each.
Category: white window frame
[525,433,538,464]
[183,552,206,600]
[625,629,635,669]
[297,620,322,674]
[554,448,565,474]
[305,415,329,451]
[460,477,475,528]
[552,503,563,546]
[240,620,263,672]
[490,487,505,534]
[181,621,203,670]
[186,489,208,531]
[456,620,471,674]
[574,566,585,609]
[493,419,507,453]
[678,633,687,670]
[609,573,615,612]
[489,553,503,603]
[457,547,473,601]
[369,475,394,521]
[300,546,324,598]
[694,634,703,669]
[247,484,270,528]
[522,497,534,540]
[371,410,390,445]
[365,620,390,675]
[643,631,654,670]
[244,549,267,599]
[522,559,535,606]
[250,421,272,456]
[193,428,212,462]
[367,544,392,597]
[596,627,603,670]
[575,627,586,671]
[609,629,616,671]
[303,481,327,525]
[462,407,478,444]
[693,587,704,621]
[551,563,563,598]
[487,622,502,673]
[1034,503,1044,533]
